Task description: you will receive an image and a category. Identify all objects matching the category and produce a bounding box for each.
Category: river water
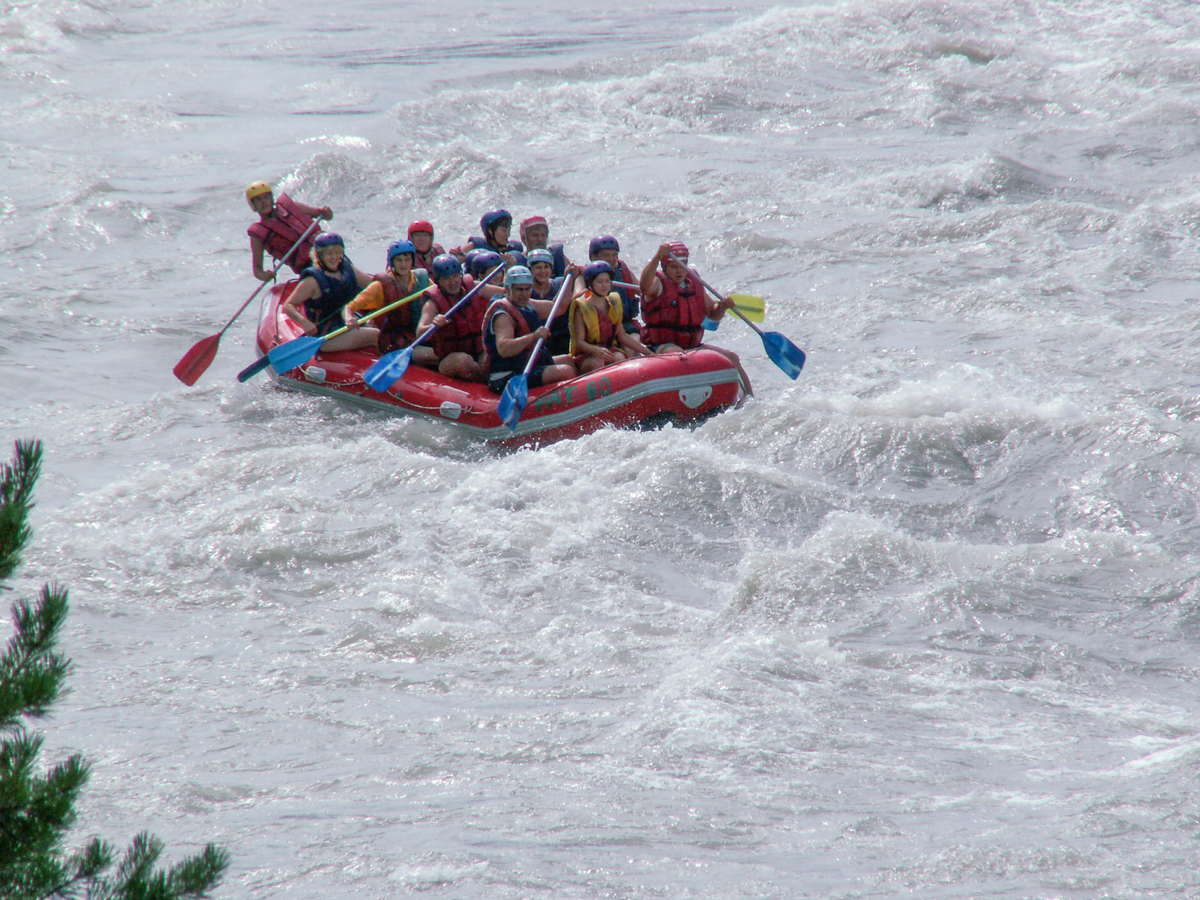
[2,1,1199,896]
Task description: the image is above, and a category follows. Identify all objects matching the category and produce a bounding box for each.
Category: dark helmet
[583,260,614,288]
[431,253,463,280]
[386,239,416,267]
[480,209,512,236]
[314,232,344,250]
[468,249,503,277]
[588,234,620,259]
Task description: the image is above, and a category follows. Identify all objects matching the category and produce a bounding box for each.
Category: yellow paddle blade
[728,293,765,322]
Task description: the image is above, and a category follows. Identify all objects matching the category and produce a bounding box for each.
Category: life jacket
[413,243,446,272]
[425,276,486,359]
[640,269,705,349]
[371,269,430,354]
[299,257,360,332]
[568,291,624,356]
[247,194,319,274]
[483,298,548,377]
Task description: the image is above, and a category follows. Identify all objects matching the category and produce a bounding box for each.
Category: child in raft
[568,261,651,374]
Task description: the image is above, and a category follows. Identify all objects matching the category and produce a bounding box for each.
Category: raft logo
[532,376,613,412]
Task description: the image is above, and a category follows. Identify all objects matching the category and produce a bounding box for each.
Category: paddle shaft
[517,264,574,378]
[302,280,432,346]
[222,218,322,336]
[665,253,803,378]
[407,262,505,351]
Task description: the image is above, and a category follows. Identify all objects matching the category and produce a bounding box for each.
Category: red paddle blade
[173,334,221,386]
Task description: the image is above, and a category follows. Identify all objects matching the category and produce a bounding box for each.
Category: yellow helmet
[244,181,273,201]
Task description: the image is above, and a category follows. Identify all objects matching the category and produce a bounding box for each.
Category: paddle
[668,255,806,380]
[614,280,764,325]
[257,282,434,378]
[364,262,504,393]
[497,270,574,431]
[174,218,321,385]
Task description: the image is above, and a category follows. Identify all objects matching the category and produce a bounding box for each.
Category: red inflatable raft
[253,282,751,447]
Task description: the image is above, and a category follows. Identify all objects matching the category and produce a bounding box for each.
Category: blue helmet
[588,234,619,259]
[314,232,344,250]
[480,209,512,237]
[431,253,463,280]
[583,260,614,288]
[526,248,554,268]
[503,265,534,287]
[468,249,503,276]
[386,239,416,267]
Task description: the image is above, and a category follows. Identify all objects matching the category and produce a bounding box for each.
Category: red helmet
[666,241,689,263]
[407,220,434,238]
[520,215,548,240]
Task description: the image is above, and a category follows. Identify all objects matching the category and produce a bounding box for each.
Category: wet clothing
[350,269,431,353]
[424,275,487,359]
[484,298,552,390]
[640,269,706,349]
[298,257,361,335]
[247,194,319,274]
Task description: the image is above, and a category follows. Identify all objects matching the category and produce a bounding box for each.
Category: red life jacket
[413,243,446,272]
[426,276,486,359]
[246,194,319,274]
[640,270,706,349]
[371,272,424,354]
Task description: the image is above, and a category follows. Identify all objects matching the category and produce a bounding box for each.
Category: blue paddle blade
[762,331,806,380]
[363,347,413,392]
[498,374,529,431]
[237,353,272,382]
[268,335,324,375]
[701,316,720,332]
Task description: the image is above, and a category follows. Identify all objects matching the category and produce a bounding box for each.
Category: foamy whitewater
[2,0,1198,896]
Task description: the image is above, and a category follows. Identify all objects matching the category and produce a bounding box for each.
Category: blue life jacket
[484,299,550,379]
[300,257,360,332]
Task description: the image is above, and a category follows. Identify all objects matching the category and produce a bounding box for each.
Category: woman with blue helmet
[588,234,642,336]
[462,209,524,256]
[569,261,650,374]
[282,232,379,352]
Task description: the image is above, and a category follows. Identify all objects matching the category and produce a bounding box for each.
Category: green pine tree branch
[0,441,230,899]
[0,439,42,584]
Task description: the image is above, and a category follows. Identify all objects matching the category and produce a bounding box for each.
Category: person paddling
[638,241,732,352]
[282,233,379,353]
[483,266,576,394]
[346,239,434,362]
[245,181,331,281]
[415,253,503,381]
[569,261,651,374]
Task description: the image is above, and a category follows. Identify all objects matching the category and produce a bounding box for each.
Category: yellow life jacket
[568,291,623,355]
